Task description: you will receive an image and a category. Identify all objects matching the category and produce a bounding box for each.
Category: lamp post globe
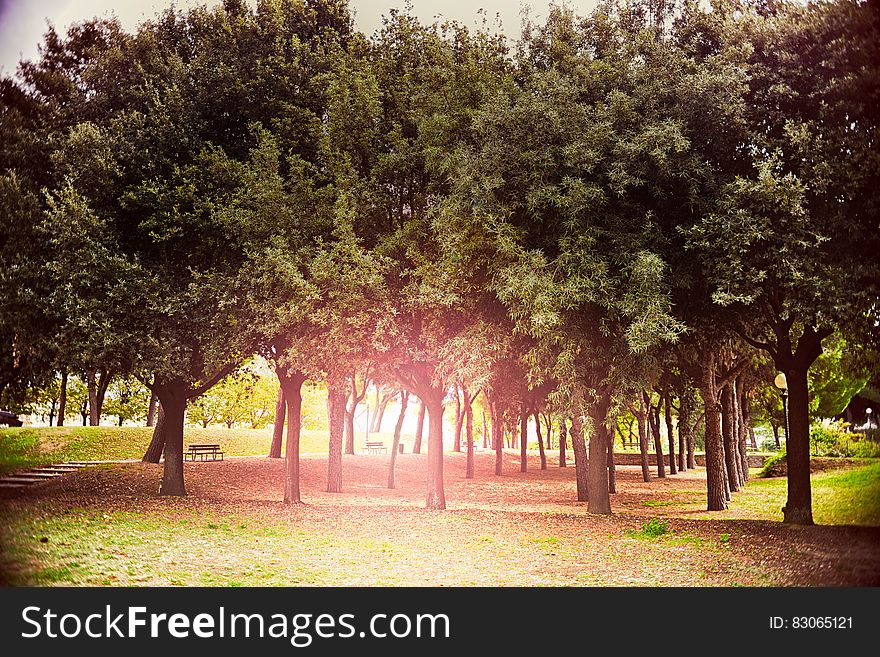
[774,372,790,449]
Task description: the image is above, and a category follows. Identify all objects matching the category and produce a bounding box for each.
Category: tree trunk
[425,396,446,510]
[57,369,68,426]
[645,391,665,478]
[146,391,158,427]
[86,368,113,426]
[664,392,677,475]
[534,410,547,470]
[636,397,650,482]
[387,391,409,489]
[607,421,617,494]
[157,379,188,496]
[279,371,306,504]
[587,391,612,514]
[87,369,99,426]
[720,384,741,492]
[735,377,749,483]
[326,379,347,493]
[519,402,528,472]
[465,390,475,479]
[344,397,356,455]
[269,385,285,458]
[569,416,589,502]
[543,413,553,450]
[781,360,815,525]
[491,397,503,476]
[699,349,727,511]
[453,384,463,452]
[142,403,166,463]
[677,394,687,473]
[413,401,426,454]
[559,417,567,467]
[372,391,393,433]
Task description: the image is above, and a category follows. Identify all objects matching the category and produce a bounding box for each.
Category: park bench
[363,441,387,455]
[186,444,224,462]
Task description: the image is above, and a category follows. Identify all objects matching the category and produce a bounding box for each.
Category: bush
[810,420,879,458]
[757,447,787,478]
[759,437,780,452]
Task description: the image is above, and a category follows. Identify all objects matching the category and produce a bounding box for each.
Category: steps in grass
[0,461,121,489]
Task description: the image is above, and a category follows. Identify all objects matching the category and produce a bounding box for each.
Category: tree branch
[189,361,240,399]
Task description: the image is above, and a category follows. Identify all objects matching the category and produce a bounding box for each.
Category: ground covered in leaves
[1,450,878,586]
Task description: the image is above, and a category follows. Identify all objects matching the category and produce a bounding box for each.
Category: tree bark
[413,400,426,454]
[326,379,347,493]
[387,391,409,489]
[344,390,356,455]
[453,384,463,452]
[720,384,741,492]
[677,396,687,473]
[587,392,612,514]
[607,421,617,494]
[269,385,285,458]
[425,395,446,510]
[699,349,727,510]
[664,392,677,475]
[86,368,113,426]
[156,379,188,496]
[781,359,816,525]
[559,417,567,467]
[534,410,547,470]
[465,389,475,479]
[633,398,650,482]
[491,397,503,476]
[57,369,68,426]
[371,390,392,433]
[146,391,158,427]
[645,391,665,478]
[735,377,749,483]
[279,371,306,504]
[87,369,99,426]
[569,416,589,502]
[142,403,166,463]
[519,402,528,472]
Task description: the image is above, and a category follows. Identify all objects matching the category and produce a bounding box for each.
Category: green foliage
[810,420,880,458]
[627,517,669,539]
[756,447,788,478]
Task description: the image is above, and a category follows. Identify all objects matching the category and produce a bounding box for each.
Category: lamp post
[774,373,789,450]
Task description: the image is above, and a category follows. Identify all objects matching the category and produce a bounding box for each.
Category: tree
[677,0,880,524]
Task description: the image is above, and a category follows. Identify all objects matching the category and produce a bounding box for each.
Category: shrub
[757,447,787,478]
[810,420,879,458]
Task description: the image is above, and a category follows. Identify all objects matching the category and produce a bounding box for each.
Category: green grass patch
[0,426,398,473]
[626,517,669,539]
[734,461,880,525]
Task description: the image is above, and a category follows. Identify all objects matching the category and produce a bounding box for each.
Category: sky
[0,0,600,77]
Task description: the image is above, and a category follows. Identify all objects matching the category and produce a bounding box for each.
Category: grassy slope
[0,426,407,474]
[730,462,880,526]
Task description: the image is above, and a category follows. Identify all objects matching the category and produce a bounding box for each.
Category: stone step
[0,476,42,485]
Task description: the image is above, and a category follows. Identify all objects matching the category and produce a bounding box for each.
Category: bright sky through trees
[0,0,600,75]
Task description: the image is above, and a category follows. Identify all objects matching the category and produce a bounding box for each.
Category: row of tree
[2,0,877,523]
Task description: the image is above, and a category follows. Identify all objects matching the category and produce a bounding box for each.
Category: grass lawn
[1,445,877,587]
[0,426,405,474]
